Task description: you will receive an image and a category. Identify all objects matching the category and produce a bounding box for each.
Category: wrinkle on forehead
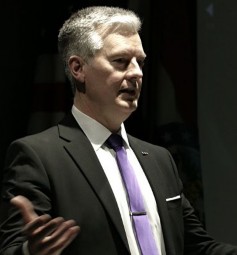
[97,22,139,39]
[102,33,145,57]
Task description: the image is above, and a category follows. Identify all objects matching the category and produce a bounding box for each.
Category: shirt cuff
[22,241,31,255]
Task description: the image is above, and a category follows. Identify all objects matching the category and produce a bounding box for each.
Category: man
[0,6,237,255]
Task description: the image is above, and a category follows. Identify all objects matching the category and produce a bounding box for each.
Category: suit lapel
[58,114,129,250]
[129,136,177,255]
[58,114,177,254]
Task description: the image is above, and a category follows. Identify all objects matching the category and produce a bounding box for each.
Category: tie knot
[106,134,123,151]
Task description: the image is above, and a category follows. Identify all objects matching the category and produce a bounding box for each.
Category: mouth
[119,87,136,97]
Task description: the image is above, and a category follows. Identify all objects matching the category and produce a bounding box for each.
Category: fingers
[39,219,80,253]
[27,218,80,255]
[10,195,80,255]
[44,219,80,245]
[11,195,39,223]
[27,217,65,240]
[24,214,52,236]
[48,225,80,254]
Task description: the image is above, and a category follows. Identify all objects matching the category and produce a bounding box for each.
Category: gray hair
[58,6,142,94]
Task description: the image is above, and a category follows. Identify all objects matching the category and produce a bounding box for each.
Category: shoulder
[9,112,78,149]
[128,134,169,154]
[5,126,59,161]
[128,134,180,180]
[14,125,59,146]
[127,133,175,165]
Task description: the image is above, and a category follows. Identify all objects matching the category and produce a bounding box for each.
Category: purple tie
[107,134,159,255]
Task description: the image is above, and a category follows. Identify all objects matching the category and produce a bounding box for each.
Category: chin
[122,103,138,113]
[116,99,138,114]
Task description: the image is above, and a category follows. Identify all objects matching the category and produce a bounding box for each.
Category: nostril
[129,78,139,87]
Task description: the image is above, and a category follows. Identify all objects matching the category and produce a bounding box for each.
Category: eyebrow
[109,50,146,59]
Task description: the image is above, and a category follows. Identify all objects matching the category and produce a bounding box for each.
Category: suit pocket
[166,195,181,209]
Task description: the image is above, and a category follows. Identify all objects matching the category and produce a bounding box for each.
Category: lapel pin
[141,151,149,156]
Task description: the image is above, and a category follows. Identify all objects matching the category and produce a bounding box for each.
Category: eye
[112,58,129,70]
[114,58,128,65]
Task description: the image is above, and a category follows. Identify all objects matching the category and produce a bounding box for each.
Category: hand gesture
[11,195,80,255]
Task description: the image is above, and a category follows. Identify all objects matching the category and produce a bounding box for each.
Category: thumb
[11,195,38,223]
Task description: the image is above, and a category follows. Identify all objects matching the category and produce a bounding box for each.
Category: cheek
[88,67,112,85]
[85,70,105,89]
[85,64,123,93]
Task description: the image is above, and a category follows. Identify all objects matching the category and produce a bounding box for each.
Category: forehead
[101,33,146,57]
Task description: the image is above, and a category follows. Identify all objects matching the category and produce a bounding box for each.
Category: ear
[68,56,85,83]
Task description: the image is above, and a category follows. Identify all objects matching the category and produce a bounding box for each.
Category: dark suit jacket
[0,113,237,255]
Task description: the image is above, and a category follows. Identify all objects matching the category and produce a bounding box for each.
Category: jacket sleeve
[0,139,52,255]
[182,194,237,255]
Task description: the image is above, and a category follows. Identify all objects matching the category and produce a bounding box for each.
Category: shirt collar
[71,105,130,151]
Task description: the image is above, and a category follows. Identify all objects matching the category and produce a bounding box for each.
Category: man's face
[79,32,146,125]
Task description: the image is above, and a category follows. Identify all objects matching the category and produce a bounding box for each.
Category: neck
[73,103,129,133]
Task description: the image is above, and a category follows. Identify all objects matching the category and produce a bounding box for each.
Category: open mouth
[119,88,136,96]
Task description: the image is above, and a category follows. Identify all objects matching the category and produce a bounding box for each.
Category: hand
[11,195,80,255]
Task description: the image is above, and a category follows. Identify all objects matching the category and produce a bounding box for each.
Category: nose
[126,58,143,80]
